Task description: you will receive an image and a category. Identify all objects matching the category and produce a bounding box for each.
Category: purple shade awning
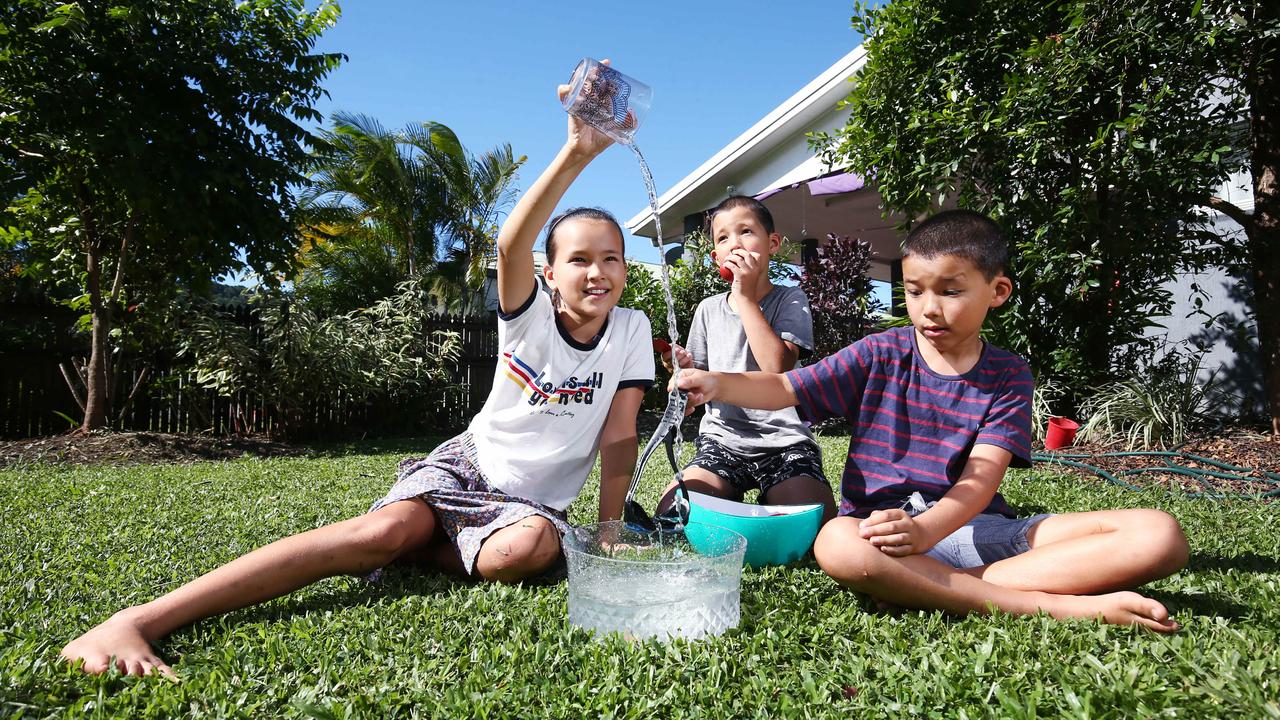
[752,170,865,201]
[806,172,864,196]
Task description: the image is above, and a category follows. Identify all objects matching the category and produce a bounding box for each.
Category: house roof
[626,45,869,239]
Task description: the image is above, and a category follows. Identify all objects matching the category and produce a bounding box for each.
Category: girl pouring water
[61,76,655,678]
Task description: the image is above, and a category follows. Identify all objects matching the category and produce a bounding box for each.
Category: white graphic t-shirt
[468,288,655,510]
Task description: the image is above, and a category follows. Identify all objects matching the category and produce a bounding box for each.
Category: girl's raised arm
[495,81,614,314]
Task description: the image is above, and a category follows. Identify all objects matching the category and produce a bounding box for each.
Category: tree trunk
[1248,1,1280,437]
[82,238,111,431]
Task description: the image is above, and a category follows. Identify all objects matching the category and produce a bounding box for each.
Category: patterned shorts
[369,432,571,577]
[683,435,829,498]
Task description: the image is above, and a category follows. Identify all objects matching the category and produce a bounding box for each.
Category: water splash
[629,143,686,460]
[630,144,679,348]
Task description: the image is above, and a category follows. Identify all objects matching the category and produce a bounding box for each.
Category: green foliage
[180,280,461,439]
[659,231,721,344]
[2,436,1279,717]
[618,256,668,337]
[1,0,343,284]
[294,223,406,316]
[0,0,344,427]
[816,0,1265,407]
[1079,346,1217,449]
[299,113,524,315]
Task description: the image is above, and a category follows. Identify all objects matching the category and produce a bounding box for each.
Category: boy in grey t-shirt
[657,196,836,523]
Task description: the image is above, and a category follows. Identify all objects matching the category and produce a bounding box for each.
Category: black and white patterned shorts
[683,435,829,498]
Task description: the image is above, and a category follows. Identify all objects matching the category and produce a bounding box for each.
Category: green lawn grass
[2,434,1278,718]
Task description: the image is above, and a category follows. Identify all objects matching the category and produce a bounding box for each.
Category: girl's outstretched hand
[558,59,615,159]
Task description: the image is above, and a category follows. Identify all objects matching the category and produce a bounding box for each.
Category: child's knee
[476,518,561,582]
[1136,509,1189,573]
[814,518,881,585]
[349,510,425,562]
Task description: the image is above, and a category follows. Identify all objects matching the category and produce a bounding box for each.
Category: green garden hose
[1032,450,1280,500]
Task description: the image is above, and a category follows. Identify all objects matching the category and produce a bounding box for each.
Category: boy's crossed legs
[815,507,1189,631]
[60,499,561,677]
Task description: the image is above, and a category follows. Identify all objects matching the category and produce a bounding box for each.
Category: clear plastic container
[562,58,652,145]
[563,520,745,641]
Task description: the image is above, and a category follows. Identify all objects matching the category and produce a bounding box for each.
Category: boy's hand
[653,339,692,373]
[671,343,693,370]
[723,249,765,302]
[859,509,933,557]
[671,369,715,413]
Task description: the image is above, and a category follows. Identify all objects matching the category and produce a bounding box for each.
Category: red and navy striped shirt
[785,326,1033,518]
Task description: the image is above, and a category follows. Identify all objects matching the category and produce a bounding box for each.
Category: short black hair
[544,207,625,263]
[707,195,775,235]
[902,209,1008,280]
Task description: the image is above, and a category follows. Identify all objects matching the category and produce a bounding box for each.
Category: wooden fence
[0,314,499,439]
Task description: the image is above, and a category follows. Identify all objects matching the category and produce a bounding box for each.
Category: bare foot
[60,611,176,679]
[1056,591,1179,633]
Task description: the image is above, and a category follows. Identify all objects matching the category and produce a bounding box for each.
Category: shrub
[1077,345,1216,449]
[180,279,461,439]
[798,233,883,360]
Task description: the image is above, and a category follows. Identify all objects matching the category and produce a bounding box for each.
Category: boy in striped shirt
[677,210,1189,631]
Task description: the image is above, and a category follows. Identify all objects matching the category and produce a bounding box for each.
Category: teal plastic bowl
[683,490,823,568]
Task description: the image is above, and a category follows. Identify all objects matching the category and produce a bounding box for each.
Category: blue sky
[309,2,864,265]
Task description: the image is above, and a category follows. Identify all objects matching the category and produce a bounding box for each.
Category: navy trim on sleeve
[497,286,539,321]
[617,379,654,392]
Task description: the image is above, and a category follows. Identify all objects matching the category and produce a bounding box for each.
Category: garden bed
[0,430,307,468]
[1039,428,1279,497]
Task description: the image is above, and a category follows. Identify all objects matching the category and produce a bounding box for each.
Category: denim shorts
[900,492,1053,569]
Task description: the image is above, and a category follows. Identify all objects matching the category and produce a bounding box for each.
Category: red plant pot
[1044,416,1080,450]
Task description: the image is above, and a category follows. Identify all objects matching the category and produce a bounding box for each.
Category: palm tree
[418,121,522,312]
[299,113,523,313]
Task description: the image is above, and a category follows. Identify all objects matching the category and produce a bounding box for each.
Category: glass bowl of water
[563,520,746,642]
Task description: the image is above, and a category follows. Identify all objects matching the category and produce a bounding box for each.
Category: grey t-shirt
[687,284,816,458]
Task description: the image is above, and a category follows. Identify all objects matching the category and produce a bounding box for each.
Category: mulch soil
[3,425,1276,500]
[1037,427,1280,497]
[0,431,307,468]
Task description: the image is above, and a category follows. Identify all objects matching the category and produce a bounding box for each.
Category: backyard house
[625,47,898,307]
[628,45,1261,413]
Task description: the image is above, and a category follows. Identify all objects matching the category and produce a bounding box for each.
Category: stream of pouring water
[629,143,686,462]
[630,144,678,347]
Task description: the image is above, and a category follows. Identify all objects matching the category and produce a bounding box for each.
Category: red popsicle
[718,263,734,282]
